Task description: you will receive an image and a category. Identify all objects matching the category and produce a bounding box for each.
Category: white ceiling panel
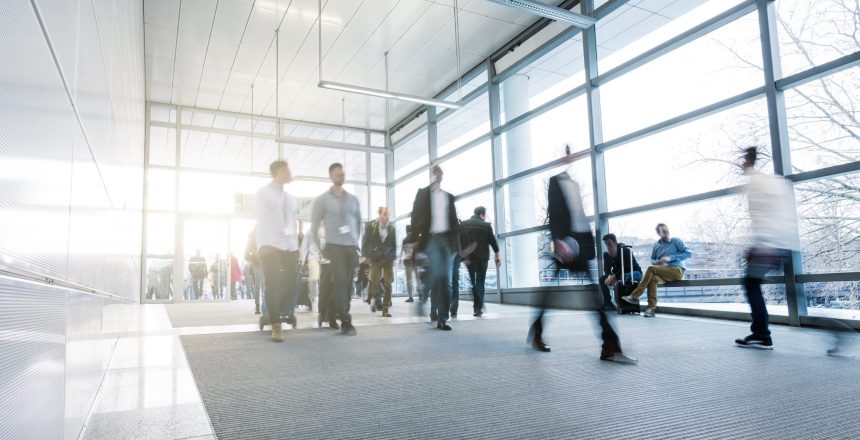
[178,0,217,35]
[175,31,210,66]
[144,0,575,130]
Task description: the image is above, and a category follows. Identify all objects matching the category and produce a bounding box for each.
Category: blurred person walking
[255,160,300,342]
[735,147,800,350]
[530,146,636,365]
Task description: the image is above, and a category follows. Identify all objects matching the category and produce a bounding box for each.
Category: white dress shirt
[746,169,800,251]
[430,188,449,234]
[255,182,298,252]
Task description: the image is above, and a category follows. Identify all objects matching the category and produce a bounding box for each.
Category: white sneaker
[643,308,656,318]
[621,295,638,305]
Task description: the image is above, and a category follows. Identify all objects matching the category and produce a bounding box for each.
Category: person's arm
[487,224,500,254]
[310,198,323,252]
[670,238,693,262]
[547,177,567,240]
[650,243,659,265]
[602,252,614,276]
[361,221,372,258]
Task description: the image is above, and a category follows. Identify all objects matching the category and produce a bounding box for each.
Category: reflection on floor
[82,299,860,440]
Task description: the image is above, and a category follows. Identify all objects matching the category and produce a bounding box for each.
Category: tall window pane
[394,130,428,180]
[777,0,860,76]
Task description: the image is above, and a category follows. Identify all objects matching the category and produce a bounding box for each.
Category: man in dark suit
[531,147,636,364]
[409,163,459,331]
[361,207,397,317]
[462,206,500,317]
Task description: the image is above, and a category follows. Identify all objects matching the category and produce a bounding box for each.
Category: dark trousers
[598,275,614,307]
[744,247,787,339]
[531,268,622,354]
[259,248,299,325]
[451,256,462,315]
[426,235,453,323]
[324,244,358,325]
[468,259,489,314]
[319,263,334,323]
[191,278,204,299]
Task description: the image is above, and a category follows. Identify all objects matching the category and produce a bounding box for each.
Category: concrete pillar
[503,74,538,287]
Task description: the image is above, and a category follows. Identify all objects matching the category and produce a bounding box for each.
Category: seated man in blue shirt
[621,223,692,317]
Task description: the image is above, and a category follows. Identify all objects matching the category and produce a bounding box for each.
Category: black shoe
[382,310,392,317]
[531,338,550,352]
[285,315,297,329]
[341,323,357,335]
[405,297,414,303]
[735,334,773,350]
[437,321,452,331]
[329,321,340,330]
[370,303,377,312]
[473,312,482,317]
[451,313,457,318]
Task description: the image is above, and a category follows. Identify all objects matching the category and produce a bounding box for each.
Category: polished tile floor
[81,298,549,440]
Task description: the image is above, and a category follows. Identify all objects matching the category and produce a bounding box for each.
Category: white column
[503,74,538,287]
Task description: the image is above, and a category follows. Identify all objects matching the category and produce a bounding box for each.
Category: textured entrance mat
[181,313,860,440]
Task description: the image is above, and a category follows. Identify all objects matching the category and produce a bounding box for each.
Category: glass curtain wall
[386,0,860,322]
[143,104,387,303]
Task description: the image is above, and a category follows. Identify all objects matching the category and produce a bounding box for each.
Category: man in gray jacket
[310,163,362,335]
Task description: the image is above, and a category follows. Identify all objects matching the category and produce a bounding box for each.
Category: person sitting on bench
[599,233,642,310]
[620,223,691,317]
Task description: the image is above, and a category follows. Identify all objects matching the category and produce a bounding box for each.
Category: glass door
[180,217,231,302]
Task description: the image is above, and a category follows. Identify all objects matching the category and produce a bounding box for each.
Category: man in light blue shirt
[255,160,300,342]
[621,223,692,317]
[310,162,362,335]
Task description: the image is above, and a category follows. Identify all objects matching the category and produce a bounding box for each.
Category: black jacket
[602,243,641,278]
[409,186,459,252]
[547,172,595,268]
[361,220,397,261]
[462,215,499,261]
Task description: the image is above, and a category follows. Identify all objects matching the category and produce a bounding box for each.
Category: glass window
[370,185,387,217]
[438,142,492,196]
[148,126,176,166]
[283,144,367,181]
[604,99,769,211]
[150,104,176,124]
[180,129,261,173]
[146,213,175,256]
[796,173,860,274]
[777,0,860,76]
[654,284,787,313]
[370,132,385,148]
[146,168,176,211]
[500,34,585,123]
[501,94,590,177]
[370,153,386,184]
[179,171,269,214]
[600,12,763,141]
[503,160,593,233]
[250,139,279,174]
[785,67,860,172]
[804,282,860,318]
[606,195,755,281]
[597,0,747,72]
[455,190,495,227]
[440,67,487,102]
[393,172,428,219]
[394,130,428,180]
[436,92,490,157]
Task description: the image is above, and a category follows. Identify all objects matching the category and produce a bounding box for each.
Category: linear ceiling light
[318,81,463,110]
[486,0,596,28]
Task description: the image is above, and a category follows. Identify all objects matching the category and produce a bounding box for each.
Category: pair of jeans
[368,259,394,309]
[259,248,299,325]
[467,259,489,314]
[323,244,358,325]
[629,265,684,308]
[598,271,643,307]
[745,247,788,338]
[451,256,462,315]
[531,269,622,354]
[426,235,453,323]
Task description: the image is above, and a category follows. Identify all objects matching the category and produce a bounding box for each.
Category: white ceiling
[143,0,556,131]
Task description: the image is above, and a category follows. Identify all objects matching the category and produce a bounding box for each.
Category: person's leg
[450,256,460,316]
[281,251,299,322]
[745,275,769,337]
[645,266,684,309]
[427,236,453,324]
[368,261,381,309]
[468,264,479,314]
[475,260,488,315]
[332,246,357,329]
[318,263,333,325]
[628,266,656,300]
[382,261,393,313]
[405,263,414,300]
[260,252,284,328]
[598,274,612,307]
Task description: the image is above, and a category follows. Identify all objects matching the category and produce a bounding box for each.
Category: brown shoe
[271,322,284,342]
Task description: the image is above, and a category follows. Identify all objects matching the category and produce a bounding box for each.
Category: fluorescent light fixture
[486,0,596,28]
[318,81,463,110]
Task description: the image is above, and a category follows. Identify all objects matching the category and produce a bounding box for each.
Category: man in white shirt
[735,147,800,350]
[409,164,459,331]
[255,160,300,342]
